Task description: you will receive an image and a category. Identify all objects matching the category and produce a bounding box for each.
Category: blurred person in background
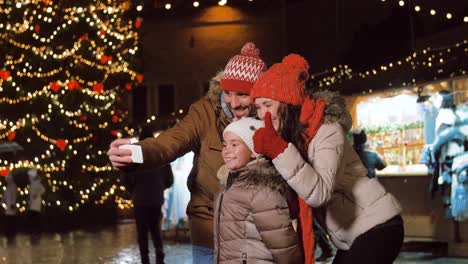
[121,126,174,264]
[352,129,387,178]
[27,168,45,243]
[2,173,18,244]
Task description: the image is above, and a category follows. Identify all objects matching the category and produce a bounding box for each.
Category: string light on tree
[0,0,141,214]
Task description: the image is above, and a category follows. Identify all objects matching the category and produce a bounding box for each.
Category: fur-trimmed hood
[311,90,353,132]
[205,71,224,104]
[218,158,289,191]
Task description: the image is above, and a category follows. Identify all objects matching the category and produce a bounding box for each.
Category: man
[107,42,266,263]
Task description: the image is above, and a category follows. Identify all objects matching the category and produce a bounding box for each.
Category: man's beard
[230,105,256,118]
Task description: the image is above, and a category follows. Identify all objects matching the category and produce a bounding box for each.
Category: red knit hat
[220,42,266,94]
[251,54,309,106]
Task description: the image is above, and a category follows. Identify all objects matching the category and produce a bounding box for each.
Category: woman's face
[254,97,282,131]
[222,131,255,170]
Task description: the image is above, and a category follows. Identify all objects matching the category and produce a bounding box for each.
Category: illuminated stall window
[349,76,467,176]
[356,93,427,175]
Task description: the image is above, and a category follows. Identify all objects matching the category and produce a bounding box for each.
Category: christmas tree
[0,0,142,216]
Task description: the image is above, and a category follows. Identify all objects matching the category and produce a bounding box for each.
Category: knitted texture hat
[220,42,266,94]
[251,54,309,106]
[223,117,265,157]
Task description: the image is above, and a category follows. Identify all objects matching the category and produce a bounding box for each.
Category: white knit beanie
[223,117,264,157]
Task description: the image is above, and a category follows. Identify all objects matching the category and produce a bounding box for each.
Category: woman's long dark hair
[278,103,309,159]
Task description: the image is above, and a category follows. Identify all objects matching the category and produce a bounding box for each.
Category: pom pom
[282,54,309,70]
[282,54,309,81]
[241,42,260,57]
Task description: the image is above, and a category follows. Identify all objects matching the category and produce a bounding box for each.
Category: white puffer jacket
[272,91,402,250]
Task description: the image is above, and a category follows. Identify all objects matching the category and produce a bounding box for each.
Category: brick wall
[135,5,283,118]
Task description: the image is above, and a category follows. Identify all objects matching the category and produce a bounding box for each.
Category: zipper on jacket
[242,253,247,264]
[216,189,226,263]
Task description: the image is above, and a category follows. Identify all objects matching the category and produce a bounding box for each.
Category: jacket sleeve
[137,99,208,170]
[161,164,174,190]
[374,152,387,170]
[251,188,302,264]
[273,123,344,207]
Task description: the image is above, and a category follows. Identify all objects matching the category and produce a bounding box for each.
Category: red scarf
[297,97,326,264]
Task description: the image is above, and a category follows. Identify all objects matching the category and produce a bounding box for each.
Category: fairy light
[0,1,138,213]
[379,1,465,23]
[311,40,467,89]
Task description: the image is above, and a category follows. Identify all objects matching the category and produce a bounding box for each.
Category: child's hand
[253,112,288,159]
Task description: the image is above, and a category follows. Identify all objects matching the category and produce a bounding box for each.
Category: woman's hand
[253,112,288,159]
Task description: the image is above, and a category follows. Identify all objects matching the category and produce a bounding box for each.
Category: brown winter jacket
[214,158,303,264]
[136,72,229,248]
[272,91,402,250]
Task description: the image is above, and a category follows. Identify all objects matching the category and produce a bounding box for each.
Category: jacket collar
[219,158,289,191]
[311,90,352,132]
[205,71,223,104]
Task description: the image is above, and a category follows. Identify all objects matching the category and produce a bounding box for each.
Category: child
[214,117,303,264]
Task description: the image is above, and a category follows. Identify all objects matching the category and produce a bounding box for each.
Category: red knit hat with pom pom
[220,42,266,94]
[251,54,309,106]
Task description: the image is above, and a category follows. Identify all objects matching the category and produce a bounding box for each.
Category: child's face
[222,131,255,170]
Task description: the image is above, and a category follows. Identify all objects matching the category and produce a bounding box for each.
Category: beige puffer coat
[214,158,303,263]
[272,91,402,250]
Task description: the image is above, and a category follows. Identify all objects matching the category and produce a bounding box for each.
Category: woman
[250,54,404,264]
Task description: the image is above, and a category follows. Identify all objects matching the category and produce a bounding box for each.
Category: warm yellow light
[136,5,143,11]
[464,16,468,23]
[446,13,452,19]
[218,0,227,6]
[398,1,404,7]
[414,6,420,12]
[193,1,199,7]
[430,9,436,16]
[165,3,171,9]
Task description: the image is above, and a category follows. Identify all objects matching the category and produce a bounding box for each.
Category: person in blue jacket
[352,129,387,178]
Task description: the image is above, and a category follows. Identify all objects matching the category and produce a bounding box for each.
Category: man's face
[223,91,253,120]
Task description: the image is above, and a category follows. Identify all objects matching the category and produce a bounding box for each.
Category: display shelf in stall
[368,125,427,176]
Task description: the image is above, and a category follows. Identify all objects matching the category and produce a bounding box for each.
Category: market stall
[345,76,467,256]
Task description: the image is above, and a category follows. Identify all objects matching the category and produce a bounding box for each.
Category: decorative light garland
[380,0,468,24]
[311,39,467,90]
[0,0,140,213]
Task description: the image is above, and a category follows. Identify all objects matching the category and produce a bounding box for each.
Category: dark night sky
[285,0,467,72]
